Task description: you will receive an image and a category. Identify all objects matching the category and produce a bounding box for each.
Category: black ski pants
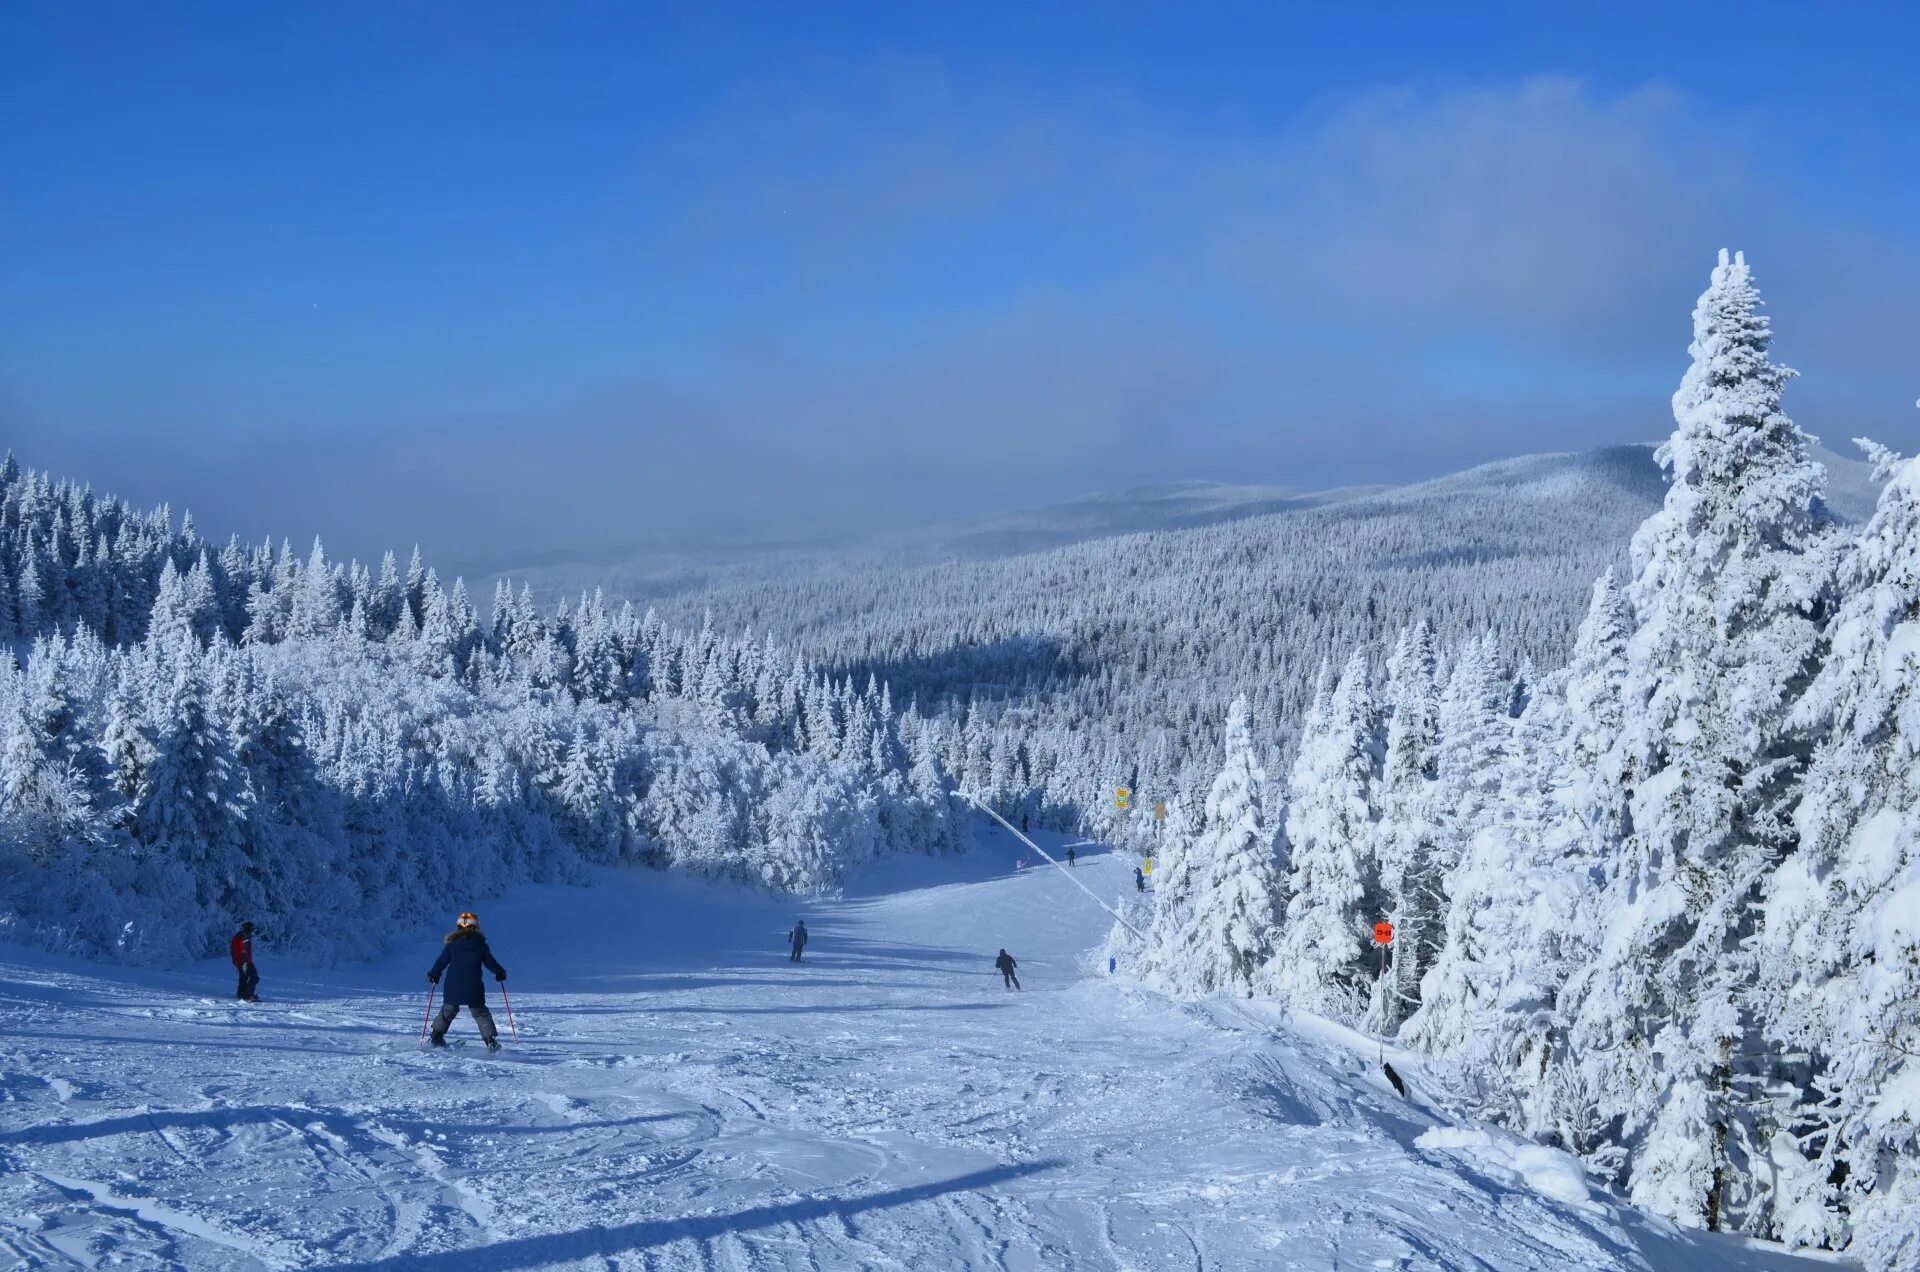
[790,944,805,962]
[235,963,259,1001]
[432,1002,498,1044]
[1001,967,1020,990]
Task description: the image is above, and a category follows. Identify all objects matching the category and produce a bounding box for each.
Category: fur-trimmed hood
[445,927,485,944]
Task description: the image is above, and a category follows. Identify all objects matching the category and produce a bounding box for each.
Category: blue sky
[3,2,1916,572]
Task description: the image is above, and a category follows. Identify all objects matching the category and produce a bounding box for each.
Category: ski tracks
[0,850,1856,1269]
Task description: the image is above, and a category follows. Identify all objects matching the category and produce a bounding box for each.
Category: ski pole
[500,983,519,1042]
[419,982,436,1042]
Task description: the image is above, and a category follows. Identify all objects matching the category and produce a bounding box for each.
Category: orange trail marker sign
[1373,920,1394,979]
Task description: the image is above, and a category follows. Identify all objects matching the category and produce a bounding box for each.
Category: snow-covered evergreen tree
[1139,696,1283,997]
[1266,653,1380,1020]
[1368,622,1441,1032]
[1401,671,1590,1129]
[134,647,258,949]
[1758,442,1920,1269]
[1563,250,1830,1233]
[1407,574,1633,1131]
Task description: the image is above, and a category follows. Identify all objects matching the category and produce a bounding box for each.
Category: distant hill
[482,441,1883,612]
[928,477,1391,558]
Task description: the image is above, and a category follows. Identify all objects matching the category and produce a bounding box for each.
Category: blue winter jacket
[429,929,507,1007]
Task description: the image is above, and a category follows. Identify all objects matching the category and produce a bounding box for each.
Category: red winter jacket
[230,932,253,968]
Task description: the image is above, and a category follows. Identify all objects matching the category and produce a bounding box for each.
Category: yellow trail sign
[1115,787,1132,810]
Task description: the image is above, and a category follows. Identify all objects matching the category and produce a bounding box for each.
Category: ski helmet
[457,912,478,928]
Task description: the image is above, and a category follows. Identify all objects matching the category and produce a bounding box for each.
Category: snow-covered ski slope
[0,829,1845,1270]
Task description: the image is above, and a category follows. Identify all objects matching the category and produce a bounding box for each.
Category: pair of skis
[418,982,519,1044]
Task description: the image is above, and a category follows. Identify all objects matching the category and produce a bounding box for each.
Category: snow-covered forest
[1127,251,1918,1271]
[614,448,1667,850]
[0,487,966,962]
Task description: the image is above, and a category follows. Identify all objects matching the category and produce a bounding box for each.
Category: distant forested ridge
[628,445,1670,851]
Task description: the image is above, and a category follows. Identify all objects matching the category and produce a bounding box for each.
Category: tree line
[1122,252,1916,1271]
[0,475,966,962]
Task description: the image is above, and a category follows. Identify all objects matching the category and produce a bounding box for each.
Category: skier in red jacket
[231,922,260,1002]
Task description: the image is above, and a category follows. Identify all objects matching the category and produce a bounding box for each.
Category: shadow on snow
[316,1159,1062,1271]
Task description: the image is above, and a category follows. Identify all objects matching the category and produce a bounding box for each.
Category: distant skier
[789,920,808,962]
[1066,846,1077,867]
[427,912,507,1051]
[1021,813,1029,833]
[1134,866,1146,893]
[995,949,1020,990]
[230,922,260,1002]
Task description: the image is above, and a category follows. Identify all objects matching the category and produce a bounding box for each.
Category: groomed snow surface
[0,828,1846,1270]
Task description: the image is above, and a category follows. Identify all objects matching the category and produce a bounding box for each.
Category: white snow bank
[1416,1126,1597,1209]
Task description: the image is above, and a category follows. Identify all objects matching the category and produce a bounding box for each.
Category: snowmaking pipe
[954,790,1147,940]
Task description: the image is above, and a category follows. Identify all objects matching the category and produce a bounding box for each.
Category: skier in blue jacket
[427,912,508,1051]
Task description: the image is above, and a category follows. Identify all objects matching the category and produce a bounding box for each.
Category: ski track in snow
[0,828,1850,1270]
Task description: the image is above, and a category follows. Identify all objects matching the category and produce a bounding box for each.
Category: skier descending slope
[789,919,809,962]
[996,948,1021,990]
[427,912,509,1051]
[230,922,260,1002]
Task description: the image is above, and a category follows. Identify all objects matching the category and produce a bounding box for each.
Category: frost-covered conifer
[413,573,457,677]
[0,561,17,645]
[1563,570,1633,799]
[1369,623,1441,1032]
[1758,444,1920,1269]
[147,560,196,650]
[1138,697,1283,997]
[1565,250,1829,1233]
[372,551,403,635]
[15,547,44,635]
[573,591,620,704]
[1268,652,1380,1019]
[182,554,219,644]
[1435,635,1508,859]
[403,546,427,622]
[287,538,338,639]
[907,730,965,856]
[135,650,257,947]
[1407,575,1632,1131]
[1402,671,1592,1138]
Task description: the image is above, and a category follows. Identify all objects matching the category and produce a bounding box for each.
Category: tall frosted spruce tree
[1139,695,1283,997]
[1562,250,1829,1233]
[1268,651,1380,1019]
[1367,622,1440,1033]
